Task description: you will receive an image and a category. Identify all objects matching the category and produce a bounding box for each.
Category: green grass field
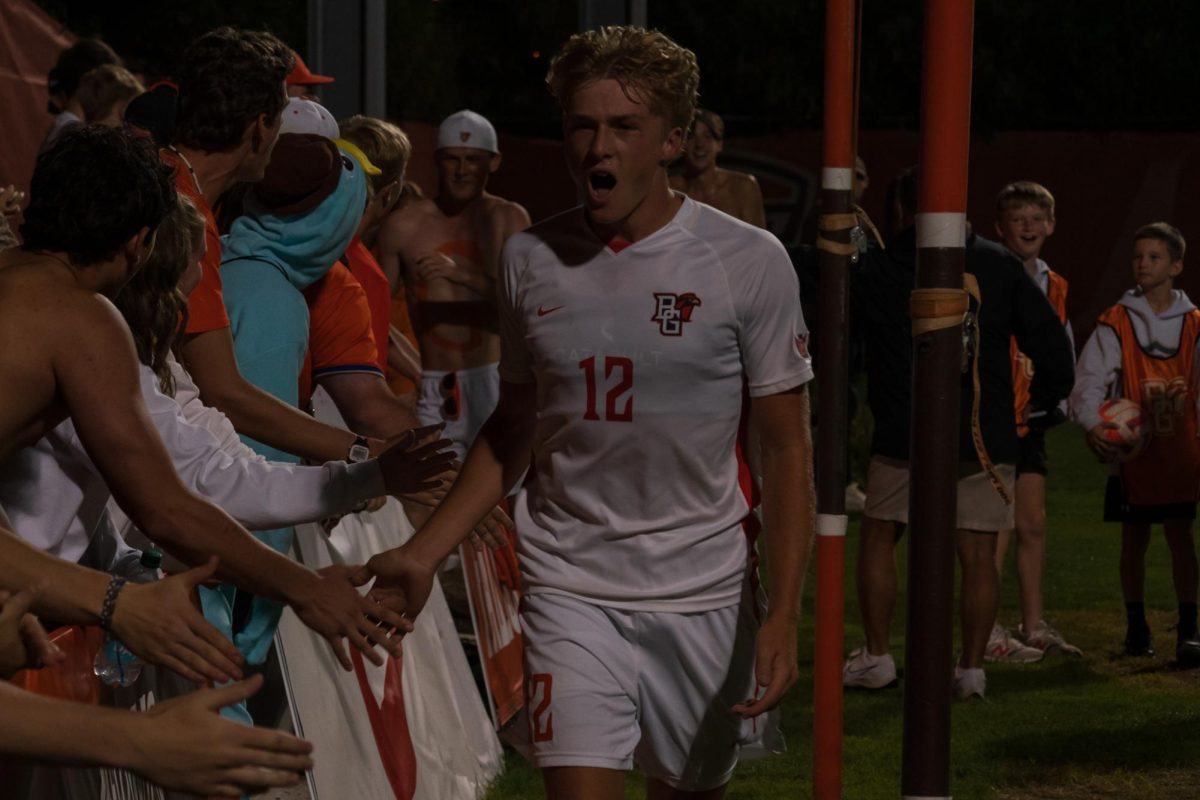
[485,425,1200,799]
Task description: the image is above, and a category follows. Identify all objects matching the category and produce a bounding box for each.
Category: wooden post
[901,1,975,798]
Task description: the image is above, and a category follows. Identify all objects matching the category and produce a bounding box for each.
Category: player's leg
[1120,521,1153,655]
[845,455,906,688]
[1162,517,1200,666]
[994,526,1013,579]
[857,515,902,656]
[1162,518,1198,605]
[988,462,1049,663]
[636,599,751,797]
[956,528,1000,671]
[543,767,626,800]
[1012,471,1047,633]
[1120,522,1151,604]
[522,594,639,800]
[954,528,999,699]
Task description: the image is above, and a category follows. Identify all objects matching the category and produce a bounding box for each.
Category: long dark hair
[113,194,204,395]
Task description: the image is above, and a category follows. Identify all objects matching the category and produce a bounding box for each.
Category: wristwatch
[347,435,371,464]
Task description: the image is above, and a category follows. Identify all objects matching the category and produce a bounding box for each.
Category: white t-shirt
[500,196,813,612]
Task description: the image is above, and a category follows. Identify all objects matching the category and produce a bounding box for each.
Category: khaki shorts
[864,456,1015,532]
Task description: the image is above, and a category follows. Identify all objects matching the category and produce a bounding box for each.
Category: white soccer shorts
[520,589,770,792]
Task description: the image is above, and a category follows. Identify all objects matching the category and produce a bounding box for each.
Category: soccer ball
[1097,398,1147,462]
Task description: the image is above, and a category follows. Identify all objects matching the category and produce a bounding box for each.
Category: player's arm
[318,372,421,439]
[363,378,537,616]
[179,327,373,462]
[1070,323,1123,459]
[734,384,814,717]
[60,302,420,669]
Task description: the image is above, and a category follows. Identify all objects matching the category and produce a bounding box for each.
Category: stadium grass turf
[484,425,1200,799]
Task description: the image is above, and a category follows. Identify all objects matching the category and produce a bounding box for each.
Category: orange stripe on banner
[461,505,527,727]
[352,649,417,800]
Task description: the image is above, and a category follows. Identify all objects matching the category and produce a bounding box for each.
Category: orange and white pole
[813,0,857,796]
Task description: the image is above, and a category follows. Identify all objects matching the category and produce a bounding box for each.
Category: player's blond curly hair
[546,26,699,133]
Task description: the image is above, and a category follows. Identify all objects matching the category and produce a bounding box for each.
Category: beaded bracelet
[99,576,128,631]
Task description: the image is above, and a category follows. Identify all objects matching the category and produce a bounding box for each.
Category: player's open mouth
[588,171,617,202]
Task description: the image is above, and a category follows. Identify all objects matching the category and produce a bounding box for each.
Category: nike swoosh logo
[537,305,565,317]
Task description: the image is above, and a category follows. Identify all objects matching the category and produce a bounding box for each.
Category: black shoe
[1176,638,1200,668]
[1124,624,1155,657]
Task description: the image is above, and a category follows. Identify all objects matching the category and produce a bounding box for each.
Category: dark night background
[31,0,1200,136]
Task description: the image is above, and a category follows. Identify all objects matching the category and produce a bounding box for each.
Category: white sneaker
[953,665,986,699]
[842,647,897,689]
[845,482,866,514]
[985,623,1044,663]
[1018,620,1082,657]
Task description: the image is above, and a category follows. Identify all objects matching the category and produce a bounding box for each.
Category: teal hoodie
[209,143,367,668]
[221,146,368,446]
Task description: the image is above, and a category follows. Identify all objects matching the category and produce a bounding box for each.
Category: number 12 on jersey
[579,356,633,422]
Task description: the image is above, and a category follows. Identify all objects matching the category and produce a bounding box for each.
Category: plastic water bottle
[93,547,164,688]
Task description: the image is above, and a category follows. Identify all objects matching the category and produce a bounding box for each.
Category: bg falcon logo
[652,292,702,336]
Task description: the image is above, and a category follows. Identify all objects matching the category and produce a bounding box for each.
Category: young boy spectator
[75,64,144,127]
[1070,222,1200,666]
[991,181,1081,660]
[42,38,121,146]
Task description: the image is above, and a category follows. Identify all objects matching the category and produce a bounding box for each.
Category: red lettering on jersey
[652,292,702,336]
[579,356,634,422]
[529,673,554,742]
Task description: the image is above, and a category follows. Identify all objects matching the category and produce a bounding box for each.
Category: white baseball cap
[280,97,340,139]
[436,109,498,154]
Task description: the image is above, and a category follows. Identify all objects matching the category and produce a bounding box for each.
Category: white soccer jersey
[500,196,813,612]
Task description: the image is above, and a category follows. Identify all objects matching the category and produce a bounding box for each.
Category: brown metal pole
[813,0,856,796]
[901,1,975,798]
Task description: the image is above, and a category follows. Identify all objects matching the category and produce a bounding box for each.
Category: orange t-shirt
[1011,270,1068,436]
[1099,303,1200,506]
[161,149,230,334]
[299,262,383,408]
[344,238,391,374]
